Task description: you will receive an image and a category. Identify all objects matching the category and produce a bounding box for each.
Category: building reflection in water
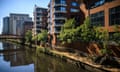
[1,41,87,72]
[2,42,33,67]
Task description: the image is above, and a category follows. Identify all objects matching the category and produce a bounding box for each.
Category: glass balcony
[54,3,67,7]
[54,10,66,13]
[54,9,66,13]
[54,23,63,27]
[54,17,66,20]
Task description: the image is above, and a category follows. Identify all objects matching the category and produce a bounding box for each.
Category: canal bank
[4,39,120,72]
[0,41,87,72]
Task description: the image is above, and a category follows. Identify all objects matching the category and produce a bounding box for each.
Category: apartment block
[9,13,32,36]
[23,21,33,36]
[48,0,83,45]
[33,5,48,36]
[80,0,120,31]
[2,17,9,35]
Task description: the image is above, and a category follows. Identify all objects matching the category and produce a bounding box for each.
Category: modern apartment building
[33,5,48,36]
[48,0,83,45]
[23,21,33,36]
[9,13,32,36]
[2,17,9,35]
[80,0,120,32]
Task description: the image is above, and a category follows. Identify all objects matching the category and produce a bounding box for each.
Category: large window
[61,0,66,4]
[55,6,66,11]
[71,2,79,7]
[90,0,114,9]
[55,13,66,17]
[95,0,105,7]
[37,13,42,16]
[55,0,66,4]
[90,11,104,26]
[36,8,41,12]
[55,27,61,31]
[70,8,79,12]
[109,6,120,25]
[55,20,65,24]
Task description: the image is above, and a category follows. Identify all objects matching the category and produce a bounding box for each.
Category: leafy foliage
[111,25,120,44]
[59,18,76,44]
[37,30,48,43]
[25,30,32,43]
[77,17,96,42]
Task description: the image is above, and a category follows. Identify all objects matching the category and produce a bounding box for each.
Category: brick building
[23,21,33,36]
[33,5,48,36]
[80,0,120,32]
[48,0,84,45]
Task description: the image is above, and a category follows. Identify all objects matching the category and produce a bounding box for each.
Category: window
[90,11,104,26]
[55,0,66,4]
[95,0,105,6]
[90,0,105,8]
[55,20,65,24]
[55,27,61,31]
[36,8,41,12]
[70,8,79,12]
[55,13,66,17]
[91,0,114,9]
[37,13,42,16]
[109,6,120,25]
[61,0,66,4]
[55,7,66,11]
[71,2,79,6]
[36,22,40,24]
[14,16,17,20]
[61,7,66,11]
[36,17,39,20]
[37,26,41,28]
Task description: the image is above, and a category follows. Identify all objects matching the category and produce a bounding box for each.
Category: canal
[0,40,89,72]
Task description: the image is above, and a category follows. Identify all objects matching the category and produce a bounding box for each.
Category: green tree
[25,30,32,43]
[37,30,48,45]
[77,17,95,42]
[32,34,38,42]
[59,17,96,43]
[59,18,76,44]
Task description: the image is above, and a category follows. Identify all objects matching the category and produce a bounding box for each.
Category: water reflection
[0,41,88,72]
[0,42,3,50]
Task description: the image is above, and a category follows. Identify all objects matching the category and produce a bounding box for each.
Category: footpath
[37,46,120,72]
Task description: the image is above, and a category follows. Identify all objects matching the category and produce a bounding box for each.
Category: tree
[77,17,96,42]
[59,18,76,44]
[37,30,48,45]
[25,30,32,43]
[59,17,96,43]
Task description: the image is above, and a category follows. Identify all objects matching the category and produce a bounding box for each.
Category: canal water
[0,41,89,72]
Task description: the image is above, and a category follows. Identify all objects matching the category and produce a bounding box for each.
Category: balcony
[54,10,66,13]
[54,3,67,7]
[54,17,66,20]
[54,23,63,27]
[36,24,42,27]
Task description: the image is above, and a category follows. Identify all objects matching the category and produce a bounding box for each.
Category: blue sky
[0,0,49,34]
